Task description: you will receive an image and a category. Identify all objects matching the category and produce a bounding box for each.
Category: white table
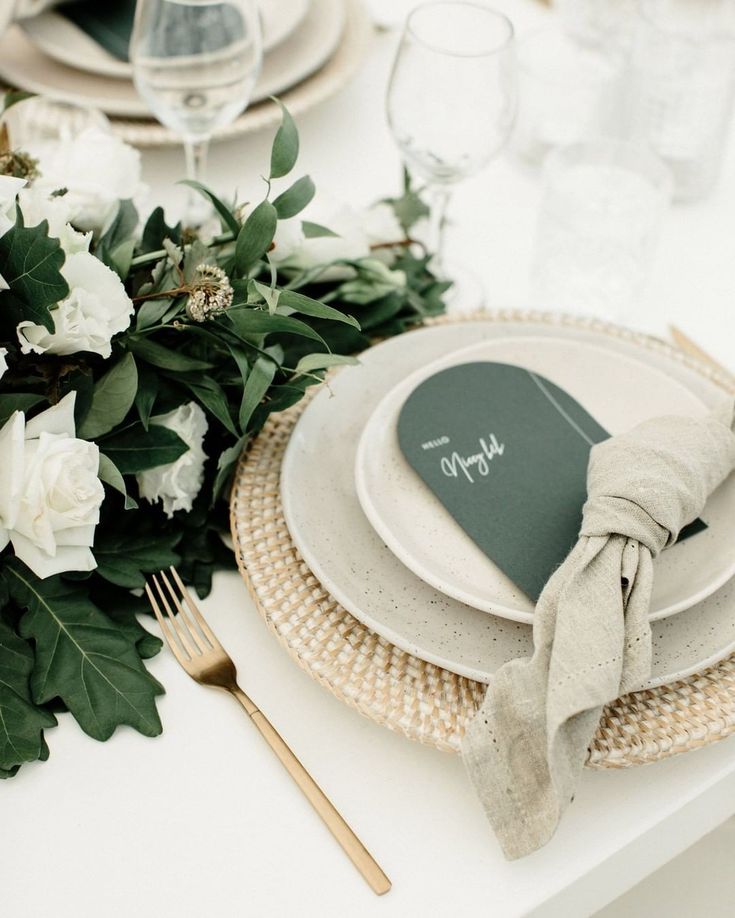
[5,3,735,916]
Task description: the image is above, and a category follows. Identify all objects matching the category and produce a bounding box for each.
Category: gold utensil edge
[669,325,734,380]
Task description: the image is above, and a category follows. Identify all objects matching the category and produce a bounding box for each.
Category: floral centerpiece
[0,97,447,777]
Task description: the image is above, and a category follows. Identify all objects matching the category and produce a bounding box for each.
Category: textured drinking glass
[131,0,262,220]
[621,0,735,201]
[514,27,622,164]
[386,1,516,304]
[531,140,672,323]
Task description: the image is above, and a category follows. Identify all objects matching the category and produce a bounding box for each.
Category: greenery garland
[0,98,447,777]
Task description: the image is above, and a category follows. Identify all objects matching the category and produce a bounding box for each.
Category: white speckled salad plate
[280,321,735,687]
[355,335,735,624]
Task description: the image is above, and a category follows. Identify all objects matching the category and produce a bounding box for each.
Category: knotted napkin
[462,400,735,860]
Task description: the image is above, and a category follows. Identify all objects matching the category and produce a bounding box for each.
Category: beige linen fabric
[462,401,735,860]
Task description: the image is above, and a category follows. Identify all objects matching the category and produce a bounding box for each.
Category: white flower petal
[0,395,103,578]
[16,252,134,358]
[10,531,97,579]
[137,402,208,518]
[0,412,25,531]
[25,392,77,439]
[27,128,144,236]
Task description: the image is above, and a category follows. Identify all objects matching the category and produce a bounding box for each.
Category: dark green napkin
[62,0,136,62]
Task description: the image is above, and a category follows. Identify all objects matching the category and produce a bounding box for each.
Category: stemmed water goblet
[130,0,262,224]
[386,1,517,308]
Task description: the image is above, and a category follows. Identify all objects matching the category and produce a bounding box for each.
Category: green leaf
[92,586,161,659]
[2,90,34,114]
[129,337,213,371]
[97,453,138,510]
[239,355,276,432]
[94,529,181,590]
[95,200,138,278]
[7,561,164,742]
[140,206,182,253]
[135,297,173,331]
[252,279,280,315]
[213,434,248,500]
[77,353,138,439]
[227,307,327,346]
[302,220,339,239]
[179,181,240,236]
[293,353,359,376]
[99,422,188,474]
[135,363,158,430]
[273,175,315,219]
[388,187,430,234]
[269,99,299,179]
[235,200,277,274]
[277,289,360,329]
[178,375,238,437]
[0,619,57,774]
[0,219,68,330]
[0,393,45,426]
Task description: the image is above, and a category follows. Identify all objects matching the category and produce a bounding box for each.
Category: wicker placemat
[230,310,735,768]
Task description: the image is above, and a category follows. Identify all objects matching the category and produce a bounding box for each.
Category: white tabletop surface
[4,2,735,916]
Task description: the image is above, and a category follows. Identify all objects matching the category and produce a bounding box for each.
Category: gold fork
[145,567,391,896]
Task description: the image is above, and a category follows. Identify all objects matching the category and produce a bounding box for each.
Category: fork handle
[229,688,391,896]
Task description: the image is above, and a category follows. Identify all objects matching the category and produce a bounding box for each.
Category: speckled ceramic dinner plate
[280,320,735,686]
[355,335,735,624]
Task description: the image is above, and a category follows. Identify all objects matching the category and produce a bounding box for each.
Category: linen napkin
[462,400,735,860]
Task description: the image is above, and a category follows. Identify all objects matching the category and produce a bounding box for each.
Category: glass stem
[427,184,451,279]
[184,136,210,226]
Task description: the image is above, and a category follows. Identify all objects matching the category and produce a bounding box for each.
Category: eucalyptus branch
[130,230,236,269]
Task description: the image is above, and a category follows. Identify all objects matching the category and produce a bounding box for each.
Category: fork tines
[145,567,219,663]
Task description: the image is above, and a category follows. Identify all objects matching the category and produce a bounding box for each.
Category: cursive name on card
[440,433,505,484]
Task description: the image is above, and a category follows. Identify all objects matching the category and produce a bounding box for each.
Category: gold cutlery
[145,567,391,896]
[669,325,734,380]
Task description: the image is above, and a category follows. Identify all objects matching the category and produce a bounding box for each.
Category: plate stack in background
[0,0,372,146]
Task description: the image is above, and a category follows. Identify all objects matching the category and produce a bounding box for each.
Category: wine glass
[386,1,516,308]
[131,0,262,223]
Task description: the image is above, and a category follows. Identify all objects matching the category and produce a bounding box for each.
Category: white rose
[18,185,91,255]
[0,174,24,238]
[17,251,134,358]
[268,215,305,264]
[0,392,104,579]
[271,199,404,279]
[363,202,403,248]
[0,347,7,380]
[273,198,371,281]
[137,402,208,518]
[28,127,145,235]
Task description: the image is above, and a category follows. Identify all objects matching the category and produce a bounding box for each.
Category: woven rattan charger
[230,310,735,769]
